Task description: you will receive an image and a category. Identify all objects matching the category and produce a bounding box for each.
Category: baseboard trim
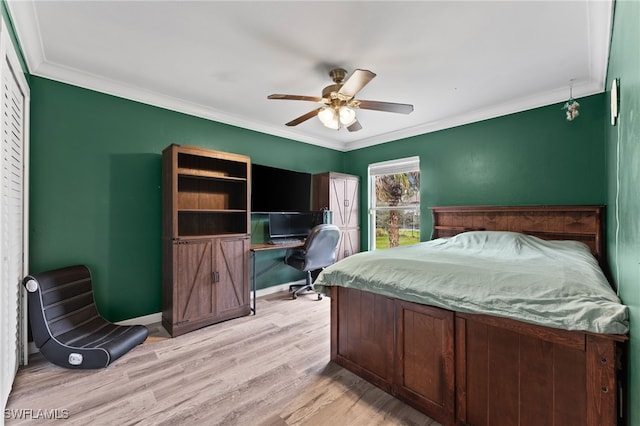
[114,280,306,326]
[253,280,305,298]
[116,312,162,326]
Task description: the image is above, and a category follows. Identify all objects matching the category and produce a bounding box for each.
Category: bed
[313,205,629,426]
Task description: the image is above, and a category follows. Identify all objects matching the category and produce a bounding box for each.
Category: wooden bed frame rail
[331,287,625,426]
[329,206,627,426]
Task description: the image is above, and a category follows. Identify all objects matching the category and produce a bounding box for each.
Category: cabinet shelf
[177,174,247,212]
[177,168,248,182]
[178,209,247,214]
[173,232,249,241]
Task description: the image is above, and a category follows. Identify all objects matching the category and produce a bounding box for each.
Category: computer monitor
[268,212,321,239]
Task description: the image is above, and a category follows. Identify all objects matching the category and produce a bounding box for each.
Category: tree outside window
[369,158,420,250]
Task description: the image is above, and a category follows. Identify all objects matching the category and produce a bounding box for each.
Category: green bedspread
[314,231,629,335]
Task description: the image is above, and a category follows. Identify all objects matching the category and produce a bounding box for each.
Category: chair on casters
[285,224,340,300]
[22,265,149,369]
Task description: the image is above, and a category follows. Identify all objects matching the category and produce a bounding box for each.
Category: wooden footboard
[331,286,624,426]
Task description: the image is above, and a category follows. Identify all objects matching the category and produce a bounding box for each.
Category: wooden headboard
[431,205,605,262]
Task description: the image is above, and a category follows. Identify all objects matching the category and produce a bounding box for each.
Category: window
[368,157,420,250]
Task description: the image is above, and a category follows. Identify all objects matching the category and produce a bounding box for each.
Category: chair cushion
[284,249,307,271]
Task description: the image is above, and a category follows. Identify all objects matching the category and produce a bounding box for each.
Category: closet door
[0,17,30,410]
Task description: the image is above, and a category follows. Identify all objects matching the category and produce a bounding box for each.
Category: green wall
[605,0,639,422]
[28,77,343,322]
[345,94,606,248]
[29,76,607,323]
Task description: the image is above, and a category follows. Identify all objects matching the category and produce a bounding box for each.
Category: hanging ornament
[562,80,580,121]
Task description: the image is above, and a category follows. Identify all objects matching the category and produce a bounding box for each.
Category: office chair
[284,224,340,300]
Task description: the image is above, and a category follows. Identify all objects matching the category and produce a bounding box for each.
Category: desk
[250,241,304,314]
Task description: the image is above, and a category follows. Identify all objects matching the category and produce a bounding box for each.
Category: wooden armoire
[162,144,251,337]
[312,172,360,261]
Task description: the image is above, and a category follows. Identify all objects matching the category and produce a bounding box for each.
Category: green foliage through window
[371,170,420,249]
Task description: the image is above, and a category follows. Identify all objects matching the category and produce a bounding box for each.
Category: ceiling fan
[268,68,413,132]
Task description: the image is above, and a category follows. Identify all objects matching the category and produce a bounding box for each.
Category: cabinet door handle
[212,271,220,283]
[344,199,349,207]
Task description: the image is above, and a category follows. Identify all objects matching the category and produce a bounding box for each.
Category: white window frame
[368,156,420,251]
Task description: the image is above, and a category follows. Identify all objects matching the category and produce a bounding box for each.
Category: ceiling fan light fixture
[318,106,339,129]
[338,106,357,126]
[268,68,413,132]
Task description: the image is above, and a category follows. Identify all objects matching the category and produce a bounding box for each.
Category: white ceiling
[7,1,613,152]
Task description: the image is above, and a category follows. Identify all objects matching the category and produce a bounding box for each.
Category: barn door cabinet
[162,144,251,337]
[313,172,360,261]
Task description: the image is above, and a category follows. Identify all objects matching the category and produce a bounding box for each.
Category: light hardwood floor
[6,292,440,426]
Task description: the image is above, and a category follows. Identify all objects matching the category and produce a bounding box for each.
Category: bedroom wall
[343,93,606,247]
[605,0,639,423]
[29,75,608,324]
[28,76,343,322]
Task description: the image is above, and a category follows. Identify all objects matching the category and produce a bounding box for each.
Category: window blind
[368,156,420,176]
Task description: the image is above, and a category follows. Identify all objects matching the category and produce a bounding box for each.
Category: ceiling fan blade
[347,120,362,132]
[285,108,323,126]
[356,100,414,114]
[338,69,376,99]
[268,94,324,102]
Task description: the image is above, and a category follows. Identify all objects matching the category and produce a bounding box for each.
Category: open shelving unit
[162,144,251,337]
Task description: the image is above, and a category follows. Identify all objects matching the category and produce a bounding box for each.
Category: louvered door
[0,16,30,413]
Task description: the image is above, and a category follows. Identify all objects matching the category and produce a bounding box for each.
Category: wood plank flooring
[5,292,440,426]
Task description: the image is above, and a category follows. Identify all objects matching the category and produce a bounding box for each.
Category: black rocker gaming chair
[23,265,148,369]
[284,224,341,300]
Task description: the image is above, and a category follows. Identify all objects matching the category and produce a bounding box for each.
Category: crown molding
[6,0,611,153]
[343,80,603,151]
